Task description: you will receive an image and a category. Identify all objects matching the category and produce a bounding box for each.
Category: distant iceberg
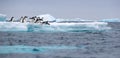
[0,13,6,21]
[56,18,93,22]
[99,18,120,22]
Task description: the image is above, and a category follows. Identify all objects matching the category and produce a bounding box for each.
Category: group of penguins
[8,16,50,25]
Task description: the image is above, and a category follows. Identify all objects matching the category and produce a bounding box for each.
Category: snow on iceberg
[0,14,6,21]
[37,14,93,22]
[0,22,111,32]
[0,22,28,31]
[37,14,56,21]
[99,18,120,22]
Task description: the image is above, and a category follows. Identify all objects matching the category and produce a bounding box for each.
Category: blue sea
[0,22,120,58]
[0,14,120,58]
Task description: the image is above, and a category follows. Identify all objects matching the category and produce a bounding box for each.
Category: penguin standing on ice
[39,17,43,21]
[34,17,43,23]
[9,17,14,22]
[20,16,23,22]
[29,16,37,23]
[20,16,28,23]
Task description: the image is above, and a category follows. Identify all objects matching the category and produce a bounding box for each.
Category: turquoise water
[0,45,85,54]
[0,22,120,58]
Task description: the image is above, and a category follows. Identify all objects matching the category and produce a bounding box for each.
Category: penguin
[41,21,50,25]
[21,16,28,23]
[34,17,44,23]
[20,16,23,23]
[9,17,14,22]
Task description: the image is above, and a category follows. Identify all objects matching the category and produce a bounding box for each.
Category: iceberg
[99,18,120,22]
[0,22,111,32]
[37,14,56,22]
[56,18,93,22]
[0,14,6,21]
[0,22,28,31]
[0,14,112,32]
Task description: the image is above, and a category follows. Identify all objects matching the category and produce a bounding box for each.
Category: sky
[0,0,120,20]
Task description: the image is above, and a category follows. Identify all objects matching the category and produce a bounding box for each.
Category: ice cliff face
[0,14,6,21]
[0,22,111,32]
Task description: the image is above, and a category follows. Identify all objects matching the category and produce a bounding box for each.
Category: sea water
[0,14,120,58]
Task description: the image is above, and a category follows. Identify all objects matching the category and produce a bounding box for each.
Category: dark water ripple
[0,22,120,58]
